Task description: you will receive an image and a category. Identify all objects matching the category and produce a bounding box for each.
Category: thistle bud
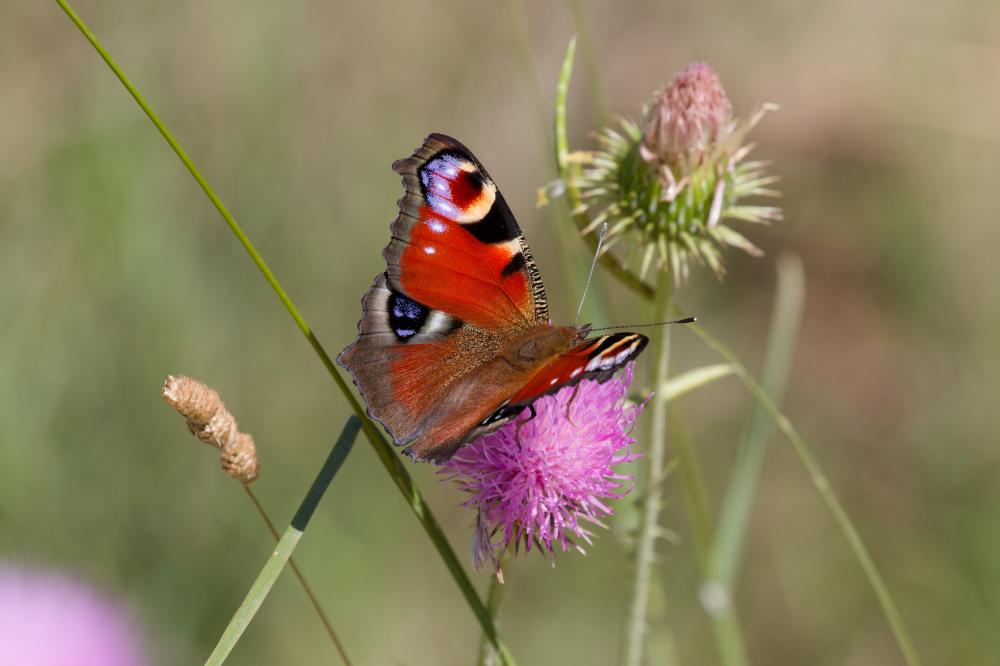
[640,62,733,174]
[570,62,780,283]
[162,375,260,484]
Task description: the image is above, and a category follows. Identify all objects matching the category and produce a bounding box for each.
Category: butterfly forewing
[387,134,548,328]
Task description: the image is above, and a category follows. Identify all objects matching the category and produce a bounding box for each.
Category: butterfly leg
[564,383,582,426]
[513,404,537,450]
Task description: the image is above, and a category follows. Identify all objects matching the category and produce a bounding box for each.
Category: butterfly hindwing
[338,273,467,446]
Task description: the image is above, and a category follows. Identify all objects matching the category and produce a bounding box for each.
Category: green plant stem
[476,563,508,666]
[206,523,303,666]
[660,363,738,404]
[709,255,805,589]
[54,3,514,663]
[503,25,607,327]
[504,0,548,135]
[664,407,749,666]
[696,256,804,666]
[688,322,924,666]
[555,35,723,663]
[244,486,351,665]
[623,270,677,666]
[551,29,917,665]
[565,0,610,126]
[206,417,360,665]
[669,408,713,572]
[554,38,655,303]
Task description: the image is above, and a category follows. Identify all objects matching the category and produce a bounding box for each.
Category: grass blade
[206,417,361,665]
[696,254,804,666]
[688,303,924,666]
[708,254,805,589]
[661,363,738,403]
[53,3,514,662]
[668,407,713,574]
[243,486,351,664]
[554,37,655,300]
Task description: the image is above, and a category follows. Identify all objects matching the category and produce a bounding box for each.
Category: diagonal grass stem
[688,314,924,666]
[206,417,360,665]
[709,254,805,590]
[243,486,351,664]
[54,2,514,662]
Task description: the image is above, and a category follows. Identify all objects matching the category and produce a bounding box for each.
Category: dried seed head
[163,374,222,427]
[220,432,260,485]
[162,375,260,484]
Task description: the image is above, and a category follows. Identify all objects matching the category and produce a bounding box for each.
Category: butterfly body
[338,134,648,463]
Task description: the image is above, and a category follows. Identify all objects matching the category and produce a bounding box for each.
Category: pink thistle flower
[441,364,643,575]
[0,562,148,666]
[640,61,733,174]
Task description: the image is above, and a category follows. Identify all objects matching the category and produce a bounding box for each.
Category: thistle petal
[441,365,643,572]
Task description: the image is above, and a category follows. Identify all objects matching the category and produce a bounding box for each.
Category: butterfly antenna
[589,317,697,331]
[574,223,608,327]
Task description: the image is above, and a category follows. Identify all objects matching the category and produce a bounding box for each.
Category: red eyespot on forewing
[421,154,494,223]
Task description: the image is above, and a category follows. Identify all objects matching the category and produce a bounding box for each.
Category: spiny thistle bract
[572,62,781,283]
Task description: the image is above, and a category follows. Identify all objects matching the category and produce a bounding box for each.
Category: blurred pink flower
[0,562,147,666]
[442,365,642,574]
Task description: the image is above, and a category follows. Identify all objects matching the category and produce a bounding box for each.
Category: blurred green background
[2,1,999,663]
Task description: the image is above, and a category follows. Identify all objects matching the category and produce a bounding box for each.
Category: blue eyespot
[388,291,429,343]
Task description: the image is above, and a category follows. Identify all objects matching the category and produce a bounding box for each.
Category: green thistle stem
[507,28,606,326]
[623,271,677,666]
[555,36,726,664]
[54,2,514,663]
[555,38,655,302]
[476,562,508,666]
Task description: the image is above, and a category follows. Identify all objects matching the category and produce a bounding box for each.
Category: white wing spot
[423,246,437,255]
[427,193,458,217]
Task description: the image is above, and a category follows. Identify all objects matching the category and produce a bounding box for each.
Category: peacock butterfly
[338,134,648,463]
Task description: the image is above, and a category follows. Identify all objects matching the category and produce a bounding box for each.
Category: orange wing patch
[398,211,531,329]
